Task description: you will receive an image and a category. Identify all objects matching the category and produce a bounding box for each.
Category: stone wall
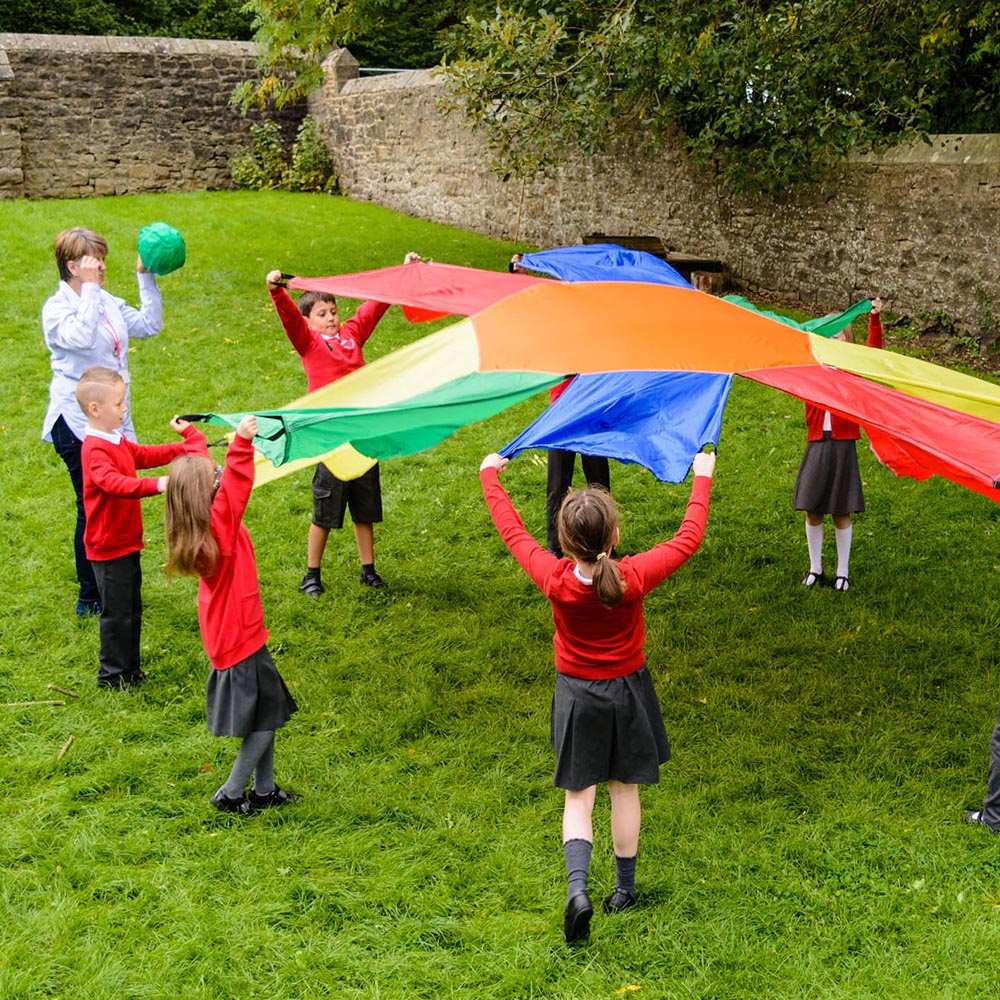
[0,33,303,200]
[308,64,1000,333]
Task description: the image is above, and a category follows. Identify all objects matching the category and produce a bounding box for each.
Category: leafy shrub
[230,120,289,190]
[230,116,338,193]
[288,117,338,193]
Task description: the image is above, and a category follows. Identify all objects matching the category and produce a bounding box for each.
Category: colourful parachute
[197,253,1000,502]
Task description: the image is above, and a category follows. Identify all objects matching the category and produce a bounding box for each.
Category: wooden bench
[582,234,729,292]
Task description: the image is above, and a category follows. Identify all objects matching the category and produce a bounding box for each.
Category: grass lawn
[2,190,1000,998]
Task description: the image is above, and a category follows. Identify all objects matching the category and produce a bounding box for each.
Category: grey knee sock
[614,853,637,895]
[221,730,274,798]
[563,838,593,901]
[252,733,276,796]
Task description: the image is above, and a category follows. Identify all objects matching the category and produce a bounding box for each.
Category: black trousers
[546,450,611,555]
[50,415,100,603]
[91,552,143,684]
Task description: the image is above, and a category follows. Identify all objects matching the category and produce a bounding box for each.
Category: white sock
[805,521,824,574]
[835,524,853,578]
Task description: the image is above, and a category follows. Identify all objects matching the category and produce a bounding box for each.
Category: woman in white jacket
[41,226,163,616]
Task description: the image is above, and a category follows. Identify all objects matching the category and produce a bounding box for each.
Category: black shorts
[311,462,383,529]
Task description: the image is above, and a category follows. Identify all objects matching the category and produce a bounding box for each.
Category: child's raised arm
[692,450,716,479]
[236,415,258,440]
[480,452,509,474]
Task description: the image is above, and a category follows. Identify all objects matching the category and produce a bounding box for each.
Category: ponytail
[558,488,626,608]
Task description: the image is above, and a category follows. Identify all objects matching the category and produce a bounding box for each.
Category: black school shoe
[563,890,593,944]
[97,670,147,691]
[248,785,300,809]
[603,888,637,913]
[210,789,255,815]
[360,568,385,588]
[298,573,324,596]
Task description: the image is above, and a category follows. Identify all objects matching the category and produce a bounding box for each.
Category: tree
[0,0,254,39]
[233,0,474,111]
[439,0,1000,194]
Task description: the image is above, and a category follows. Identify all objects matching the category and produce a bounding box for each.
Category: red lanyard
[100,311,121,364]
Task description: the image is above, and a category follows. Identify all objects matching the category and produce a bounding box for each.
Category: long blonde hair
[558,487,626,607]
[163,454,220,578]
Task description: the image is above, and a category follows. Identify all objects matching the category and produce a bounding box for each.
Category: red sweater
[269,286,389,393]
[82,425,204,561]
[197,433,269,671]
[805,311,883,441]
[481,468,711,679]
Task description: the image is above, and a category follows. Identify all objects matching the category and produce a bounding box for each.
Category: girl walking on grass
[164,415,298,815]
[795,297,883,591]
[479,449,716,943]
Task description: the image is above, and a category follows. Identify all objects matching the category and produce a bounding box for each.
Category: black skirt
[550,664,670,791]
[793,434,864,515]
[206,644,298,737]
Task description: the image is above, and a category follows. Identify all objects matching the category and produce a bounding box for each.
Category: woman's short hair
[54,227,108,282]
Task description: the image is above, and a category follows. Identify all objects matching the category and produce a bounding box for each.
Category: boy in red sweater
[265,253,417,594]
[77,366,203,689]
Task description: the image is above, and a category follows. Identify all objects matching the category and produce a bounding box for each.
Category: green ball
[138,222,186,275]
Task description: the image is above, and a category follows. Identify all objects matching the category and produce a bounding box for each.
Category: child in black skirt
[164,415,298,815]
[480,449,716,943]
[794,297,883,591]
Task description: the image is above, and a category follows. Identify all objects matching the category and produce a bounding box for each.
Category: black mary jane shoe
[563,890,593,944]
[210,789,255,815]
[248,785,300,809]
[602,888,637,913]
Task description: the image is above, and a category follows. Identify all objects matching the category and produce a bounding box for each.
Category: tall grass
[1,191,1000,998]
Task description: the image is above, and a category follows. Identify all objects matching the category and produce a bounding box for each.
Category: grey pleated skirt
[793,434,864,515]
[206,644,298,737]
[550,664,670,791]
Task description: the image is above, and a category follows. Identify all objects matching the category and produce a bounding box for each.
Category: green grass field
[2,191,1000,998]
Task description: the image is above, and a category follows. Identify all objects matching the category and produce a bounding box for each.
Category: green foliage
[234,0,475,112]
[287,115,338,192]
[440,0,1000,194]
[0,0,254,38]
[976,267,999,349]
[230,116,338,192]
[4,191,1000,996]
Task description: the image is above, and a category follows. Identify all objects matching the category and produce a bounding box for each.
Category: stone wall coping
[854,133,1000,166]
[340,68,441,95]
[0,33,256,56]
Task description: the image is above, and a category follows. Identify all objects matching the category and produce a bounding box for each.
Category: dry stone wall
[308,66,1000,333]
[0,34,995,330]
[0,33,303,200]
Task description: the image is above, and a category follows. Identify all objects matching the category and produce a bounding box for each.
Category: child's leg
[252,732,276,796]
[348,465,384,583]
[563,786,596,897]
[307,524,331,568]
[562,786,596,942]
[219,730,275,799]
[833,514,852,587]
[607,780,640,857]
[606,781,640,909]
[92,553,142,688]
[805,513,824,577]
[300,464,341,594]
[353,522,375,565]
